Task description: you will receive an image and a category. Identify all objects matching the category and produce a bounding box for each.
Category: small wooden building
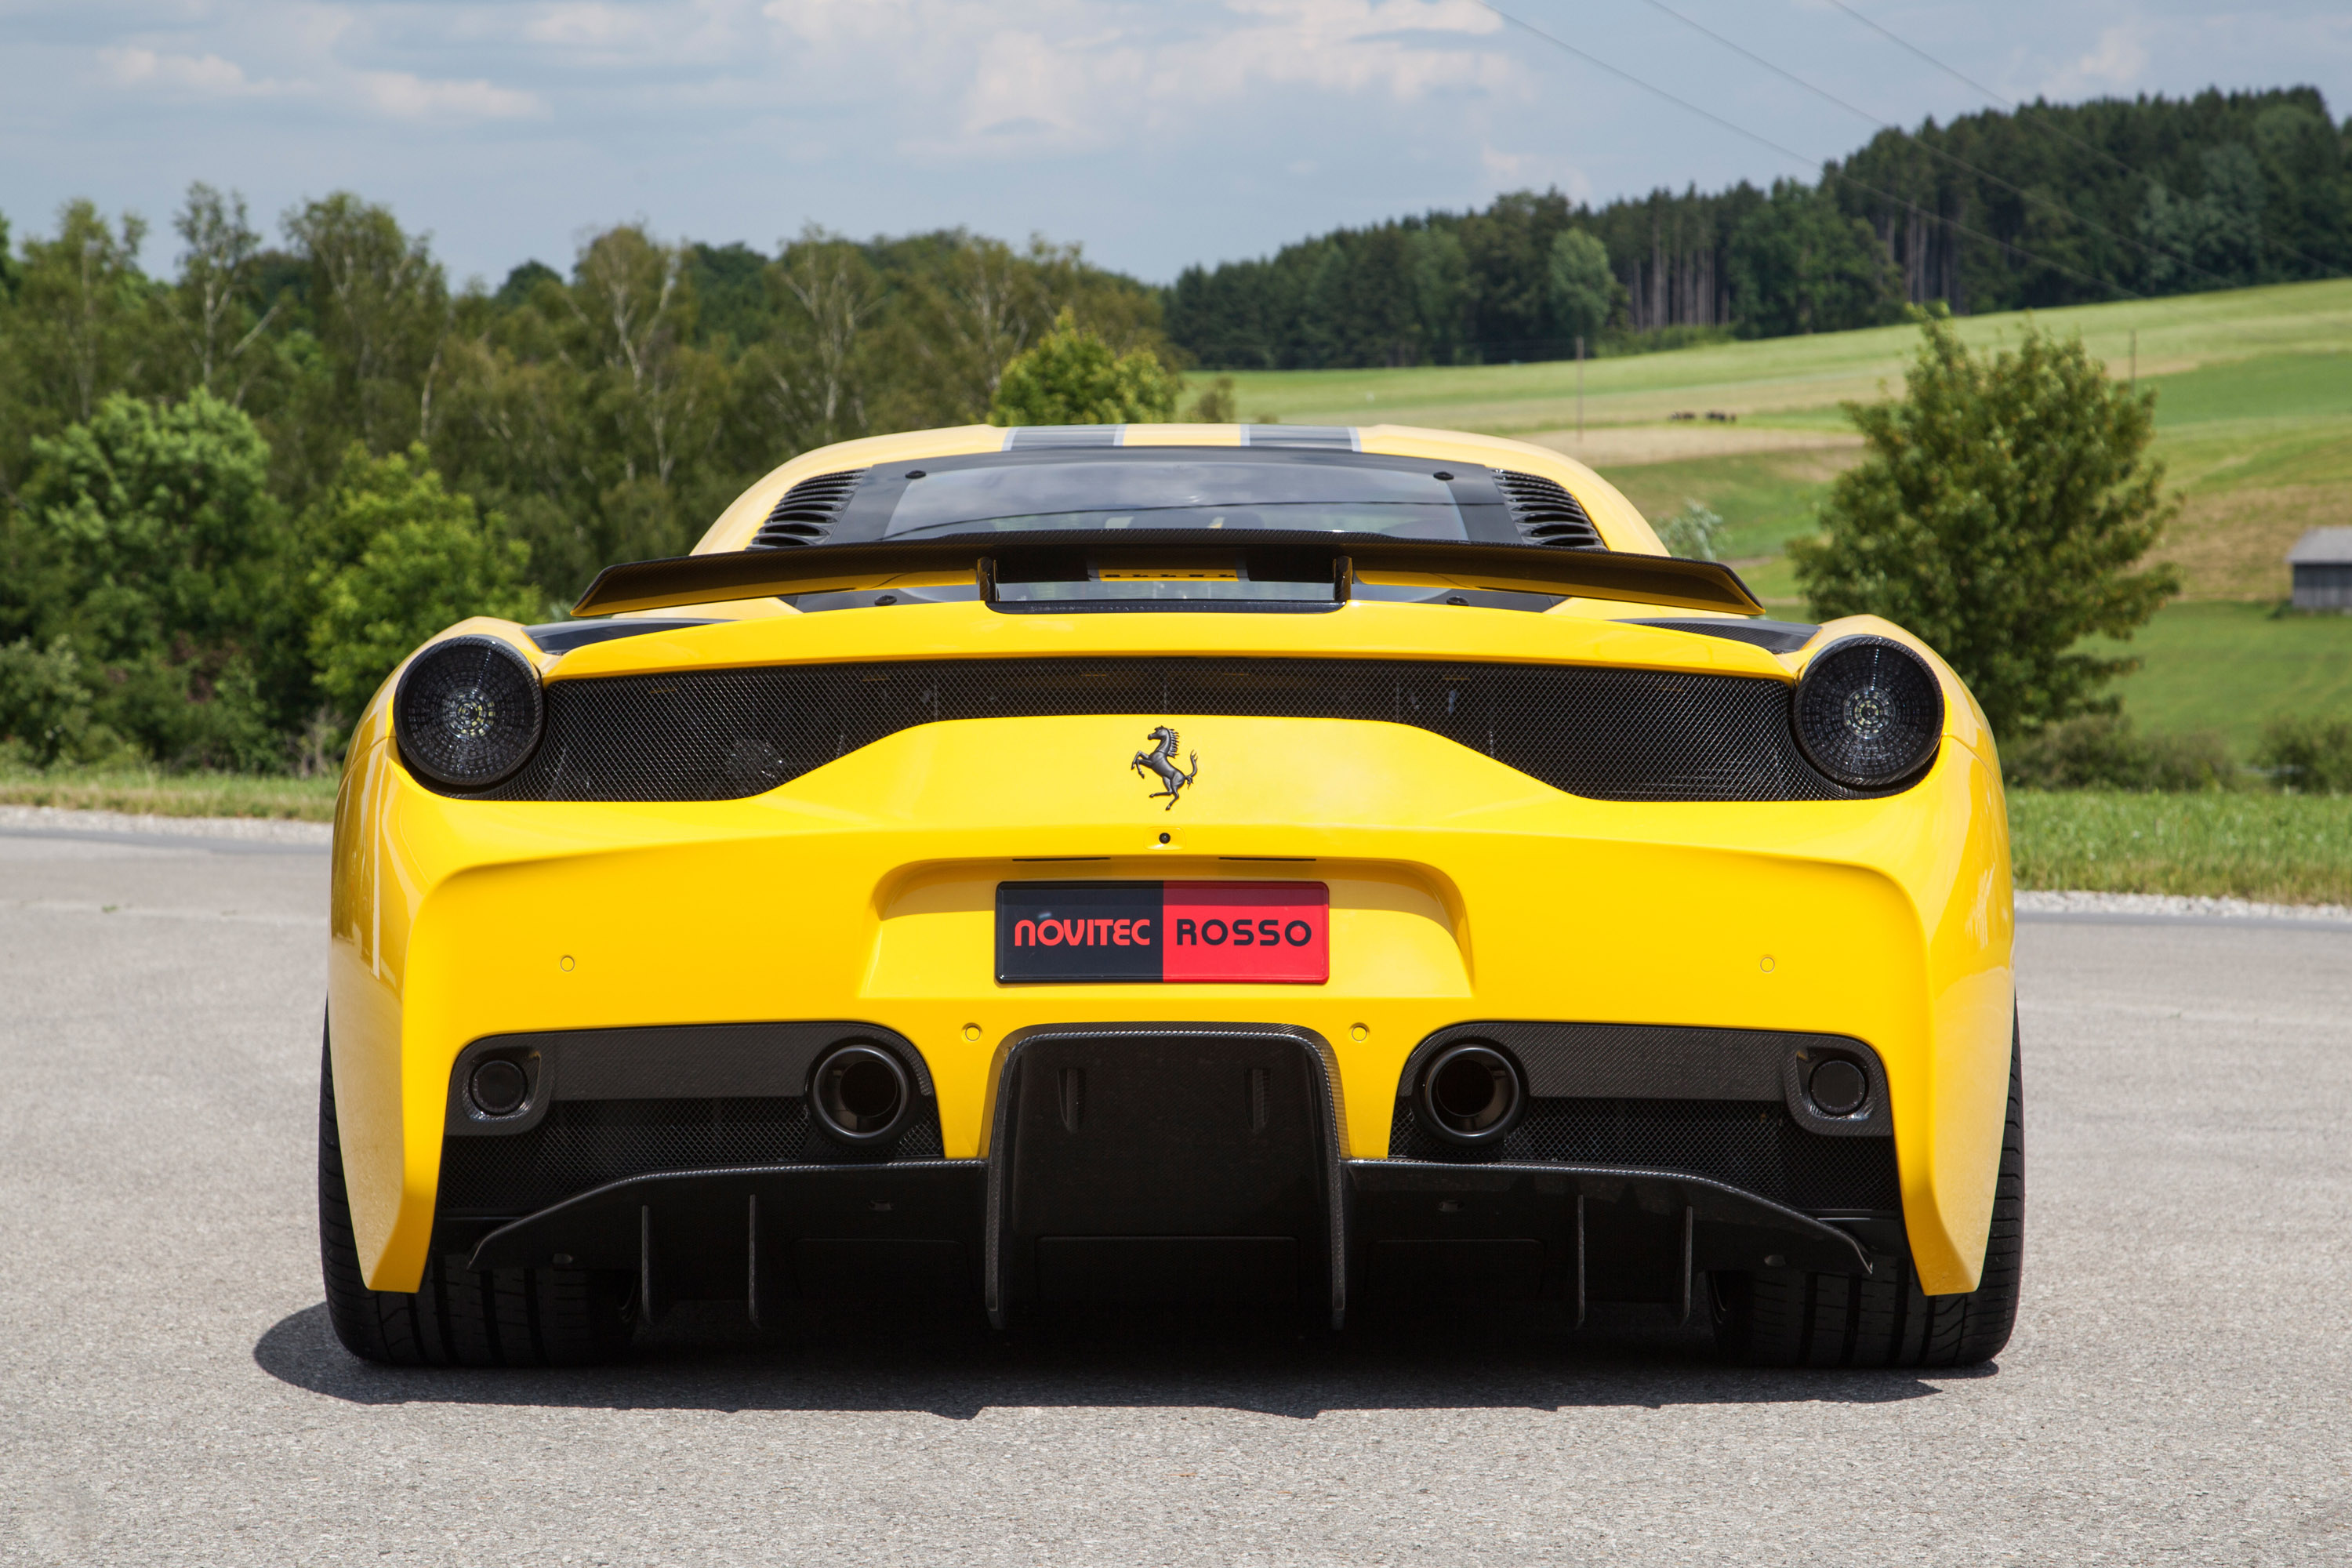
[2288,528,2352,611]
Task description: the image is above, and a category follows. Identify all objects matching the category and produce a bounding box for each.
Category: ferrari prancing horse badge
[1130,726,1199,810]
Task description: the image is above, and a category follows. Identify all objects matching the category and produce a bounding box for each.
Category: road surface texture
[3,817,2347,1565]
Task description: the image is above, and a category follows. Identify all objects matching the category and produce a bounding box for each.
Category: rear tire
[1713,1015,2024,1368]
[318,1025,635,1366]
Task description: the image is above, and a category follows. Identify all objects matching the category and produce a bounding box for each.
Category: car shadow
[254,1298,1973,1417]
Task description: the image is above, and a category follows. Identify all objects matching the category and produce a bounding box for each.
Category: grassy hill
[1215,279,2352,745]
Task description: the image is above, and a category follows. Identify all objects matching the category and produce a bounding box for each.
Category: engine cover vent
[753,469,866,549]
[1495,470,1604,550]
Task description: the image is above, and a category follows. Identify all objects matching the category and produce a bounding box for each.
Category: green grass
[2009,789,2352,904]
[0,766,339,822]
[2096,602,2352,750]
[2145,348,2352,430]
[1217,278,2352,434]
[1222,277,2352,720]
[1593,450,1846,561]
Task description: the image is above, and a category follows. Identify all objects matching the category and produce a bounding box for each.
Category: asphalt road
[3,822,2349,1566]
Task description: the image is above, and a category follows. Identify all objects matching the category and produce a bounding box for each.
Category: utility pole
[1576,336,1585,444]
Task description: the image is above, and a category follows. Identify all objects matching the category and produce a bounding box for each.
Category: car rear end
[321,425,2016,1356]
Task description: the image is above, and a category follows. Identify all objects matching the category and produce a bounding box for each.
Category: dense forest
[1165,87,2352,368]
[0,201,1171,769]
[2,85,2348,774]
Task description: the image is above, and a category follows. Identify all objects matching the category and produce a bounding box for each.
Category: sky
[3,1,2348,289]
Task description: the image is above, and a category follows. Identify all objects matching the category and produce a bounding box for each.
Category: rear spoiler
[572,528,1766,618]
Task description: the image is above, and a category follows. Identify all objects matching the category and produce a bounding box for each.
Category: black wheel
[1713,1016,2024,1368]
[318,1024,636,1366]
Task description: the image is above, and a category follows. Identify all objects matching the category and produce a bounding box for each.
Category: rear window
[881,459,1468,541]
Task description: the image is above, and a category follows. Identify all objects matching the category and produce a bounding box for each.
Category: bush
[1183,375,1236,423]
[0,637,120,766]
[308,451,538,721]
[1653,501,1725,561]
[1791,312,2179,740]
[2001,714,2235,792]
[2254,717,2352,793]
[989,310,1178,426]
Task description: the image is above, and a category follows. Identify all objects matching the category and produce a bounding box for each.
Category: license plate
[996,881,1330,984]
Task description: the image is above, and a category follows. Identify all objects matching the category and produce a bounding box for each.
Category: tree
[165,183,280,402]
[742,226,884,453]
[1790,313,2180,738]
[1729,181,1900,337]
[1547,228,1615,345]
[12,390,282,662]
[8,201,149,434]
[282,193,448,456]
[2139,143,2267,291]
[306,445,537,722]
[1,390,291,766]
[987,310,1178,426]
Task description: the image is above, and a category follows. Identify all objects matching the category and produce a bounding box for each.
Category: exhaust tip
[468,1058,529,1117]
[1415,1041,1525,1146]
[810,1042,913,1145]
[1807,1057,1869,1117]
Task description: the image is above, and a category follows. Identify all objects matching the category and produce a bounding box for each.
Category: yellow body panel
[329,426,2013,1303]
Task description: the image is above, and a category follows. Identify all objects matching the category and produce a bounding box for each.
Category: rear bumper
[446,1025,1878,1327]
[328,713,2013,1298]
[453,1158,1874,1327]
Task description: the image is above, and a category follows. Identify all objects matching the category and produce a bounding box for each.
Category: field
[2008,789,2352,905]
[1219,278,2352,734]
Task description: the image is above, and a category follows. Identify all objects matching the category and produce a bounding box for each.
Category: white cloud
[358,71,546,120]
[750,0,1523,158]
[97,45,296,96]
[524,3,653,48]
[2038,24,2152,100]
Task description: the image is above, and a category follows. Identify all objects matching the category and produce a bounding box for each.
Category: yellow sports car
[318,422,2021,1368]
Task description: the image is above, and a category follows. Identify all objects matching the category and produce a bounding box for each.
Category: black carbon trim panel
[753,469,866,548]
[1385,1096,1900,1212]
[438,656,1882,804]
[525,619,722,653]
[436,1096,947,1217]
[1494,470,1603,550]
[1395,1022,1892,1138]
[444,1022,935,1137]
[1627,618,1820,654]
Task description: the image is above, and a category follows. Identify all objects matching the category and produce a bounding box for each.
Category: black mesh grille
[1388,1097,1900,1212]
[448,656,1873,804]
[436,1097,946,1216]
[1495,470,1603,550]
[753,470,865,548]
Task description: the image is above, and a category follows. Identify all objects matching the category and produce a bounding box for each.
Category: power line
[1466,1,2144,304]
[1820,0,2347,281]
[1630,0,2264,299]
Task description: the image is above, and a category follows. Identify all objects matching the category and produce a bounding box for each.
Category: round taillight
[394,635,544,790]
[1792,635,1944,789]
